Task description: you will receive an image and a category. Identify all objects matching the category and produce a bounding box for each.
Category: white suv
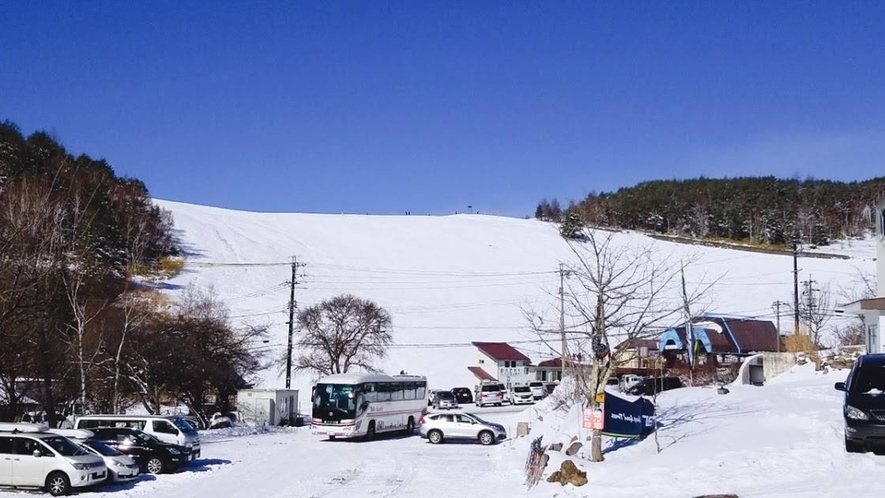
[0,423,107,496]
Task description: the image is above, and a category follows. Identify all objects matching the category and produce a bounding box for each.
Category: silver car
[419,412,506,445]
[432,391,459,410]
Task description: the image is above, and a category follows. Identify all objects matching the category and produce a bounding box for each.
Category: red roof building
[471,342,531,362]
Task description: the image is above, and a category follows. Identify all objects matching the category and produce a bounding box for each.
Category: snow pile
[198,423,306,441]
[512,366,885,498]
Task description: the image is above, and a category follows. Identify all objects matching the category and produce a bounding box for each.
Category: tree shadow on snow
[652,397,764,451]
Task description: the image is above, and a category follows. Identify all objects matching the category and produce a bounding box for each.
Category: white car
[509,386,534,405]
[528,381,546,400]
[419,412,506,445]
[0,423,107,496]
[50,429,140,483]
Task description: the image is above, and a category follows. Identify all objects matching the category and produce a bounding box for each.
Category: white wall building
[235,389,299,426]
[845,196,885,353]
[466,342,534,390]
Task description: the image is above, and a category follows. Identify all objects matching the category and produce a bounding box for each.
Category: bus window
[417,384,426,399]
[391,383,404,401]
[377,383,391,402]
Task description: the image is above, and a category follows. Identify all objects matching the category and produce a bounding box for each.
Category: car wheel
[328,435,336,441]
[46,472,71,497]
[428,430,443,444]
[479,431,495,446]
[146,457,165,474]
[845,436,864,453]
[405,417,415,435]
[365,421,376,441]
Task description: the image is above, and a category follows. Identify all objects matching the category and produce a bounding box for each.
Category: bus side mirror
[835,382,846,392]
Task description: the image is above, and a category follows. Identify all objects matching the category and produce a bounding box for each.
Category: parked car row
[0,414,202,496]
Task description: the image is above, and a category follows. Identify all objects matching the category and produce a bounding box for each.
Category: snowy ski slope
[156,200,877,404]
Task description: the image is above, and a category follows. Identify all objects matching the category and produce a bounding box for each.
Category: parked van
[620,375,644,392]
[0,423,107,496]
[475,382,504,407]
[74,415,200,458]
[835,353,885,453]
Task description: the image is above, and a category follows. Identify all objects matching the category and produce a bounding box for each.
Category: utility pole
[285,257,301,389]
[772,300,788,352]
[792,238,801,335]
[801,275,819,335]
[559,264,567,380]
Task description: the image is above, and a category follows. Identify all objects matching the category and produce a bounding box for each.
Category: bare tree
[61,269,107,413]
[528,230,714,462]
[799,283,832,347]
[290,294,393,376]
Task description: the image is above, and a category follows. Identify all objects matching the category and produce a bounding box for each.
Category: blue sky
[1,2,883,216]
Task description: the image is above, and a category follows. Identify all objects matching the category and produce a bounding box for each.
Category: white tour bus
[311,373,427,440]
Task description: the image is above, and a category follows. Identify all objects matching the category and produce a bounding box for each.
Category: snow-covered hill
[156,200,877,405]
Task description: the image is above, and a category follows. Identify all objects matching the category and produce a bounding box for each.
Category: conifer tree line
[0,120,264,427]
[537,176,885,246]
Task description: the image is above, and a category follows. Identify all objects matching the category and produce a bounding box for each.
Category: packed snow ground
[154,200,875,407]
[3,366,883,497]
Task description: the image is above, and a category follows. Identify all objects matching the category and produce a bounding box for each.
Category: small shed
[235,389,299,426]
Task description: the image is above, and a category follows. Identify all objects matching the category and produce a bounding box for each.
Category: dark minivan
[835,354,885,453]
[627,376,684,396]
[451,387,473,405]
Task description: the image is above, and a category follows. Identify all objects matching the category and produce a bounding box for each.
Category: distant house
[535,358,563,382]
[467,342,533,390]
[843,196,885,353]
[615,338,661,369]
[658,315,781,368]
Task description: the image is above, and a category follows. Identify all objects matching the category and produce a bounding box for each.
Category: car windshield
[514,386,530,393]
[131,430,161,445]
[313,383,357,421]
[466,414,488,425]
[854,364,885,393]
[437,392,454,400]
[41,436,90,457]
[170,417,198,435]
[481,385,500,392]
[85,440,121,457]
[529,382,542,387]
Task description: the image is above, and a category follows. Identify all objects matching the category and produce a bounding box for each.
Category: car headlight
[112,460,128,468]
[847,405,869,420]
[167,448,181,455]
[71,463,90,470]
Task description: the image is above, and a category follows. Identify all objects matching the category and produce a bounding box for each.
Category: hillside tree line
[0,120,263,427]
[537,176,885,246]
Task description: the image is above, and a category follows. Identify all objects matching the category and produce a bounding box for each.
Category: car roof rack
[0,422,50,434]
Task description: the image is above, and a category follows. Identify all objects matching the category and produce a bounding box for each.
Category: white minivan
[0,423,107,496]
[74,415,201,458]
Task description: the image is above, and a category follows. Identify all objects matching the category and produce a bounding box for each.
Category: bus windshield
[313,383,357,422]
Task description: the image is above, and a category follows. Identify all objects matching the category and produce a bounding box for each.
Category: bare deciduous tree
[290,294,393,377]
[528,230,714,462]
[798,283,832,347]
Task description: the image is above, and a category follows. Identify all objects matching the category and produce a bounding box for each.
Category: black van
[835,354,885,453]
[626,376,683,396]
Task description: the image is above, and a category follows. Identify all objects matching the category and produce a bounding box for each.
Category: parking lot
[0,408,530,498]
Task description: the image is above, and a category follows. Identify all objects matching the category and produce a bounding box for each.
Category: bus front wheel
[405,417,415,435]
[365,421,376,441]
